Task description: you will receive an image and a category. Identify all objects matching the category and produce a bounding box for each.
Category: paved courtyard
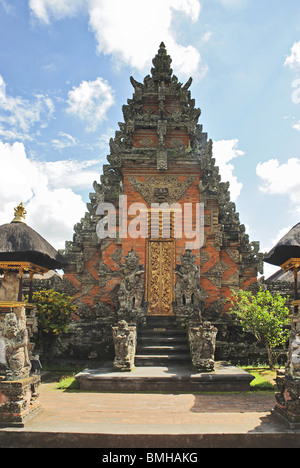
[1,377,300,448]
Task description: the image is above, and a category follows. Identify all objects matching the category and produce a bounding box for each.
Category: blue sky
[1,0,300,279]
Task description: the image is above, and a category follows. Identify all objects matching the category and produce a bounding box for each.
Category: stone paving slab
[1,374,300,447]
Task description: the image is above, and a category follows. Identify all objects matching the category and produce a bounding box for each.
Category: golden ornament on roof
[11,202,27,223]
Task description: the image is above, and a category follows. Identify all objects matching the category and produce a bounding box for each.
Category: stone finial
[151,42,173,83]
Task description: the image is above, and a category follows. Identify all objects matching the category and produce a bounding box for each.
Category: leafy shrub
[30,289,76,360]
[229,288,291,369]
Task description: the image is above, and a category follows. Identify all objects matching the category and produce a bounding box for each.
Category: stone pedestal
[188,321,218,372]
[0,304,42,426]
[112,320,136,372]
[274,372,300,428]
[0,374,41,427]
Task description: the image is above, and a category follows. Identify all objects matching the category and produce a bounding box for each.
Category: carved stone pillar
[1,309,31,381]
[112,320,136,372]
[273,308,300,427]
[0,308,42,426]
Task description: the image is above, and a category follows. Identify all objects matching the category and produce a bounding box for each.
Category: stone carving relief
[112,320,136,371]
[188,321,218,372]
[1,311,31,381]
[0,271,19,302]
[174,249,205,323]
[127,175,196,205]
[200,250,210,267]
[156,149,168,171]
[206,260,229,289]
[117,248,145,324]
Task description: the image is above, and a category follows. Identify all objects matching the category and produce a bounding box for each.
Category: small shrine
[264,222,300,427]
[0,203,67,426]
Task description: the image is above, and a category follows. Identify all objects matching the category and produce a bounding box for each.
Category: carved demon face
[154,187,169,202]
[4,313,18,339]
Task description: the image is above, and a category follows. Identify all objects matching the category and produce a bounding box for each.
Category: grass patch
[40,365,82,390]
[242,366,279,391]
[55,374,80,391]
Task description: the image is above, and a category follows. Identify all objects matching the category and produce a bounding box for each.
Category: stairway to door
[135,317,191,367]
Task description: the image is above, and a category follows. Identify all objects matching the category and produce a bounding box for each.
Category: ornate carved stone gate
[62,43,264,363]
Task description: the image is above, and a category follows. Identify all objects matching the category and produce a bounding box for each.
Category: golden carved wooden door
[146,239,175,316]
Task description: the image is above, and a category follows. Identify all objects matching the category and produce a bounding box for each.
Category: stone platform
[75,361,254,393]
[1,378,300,448]
[0,375,42,427]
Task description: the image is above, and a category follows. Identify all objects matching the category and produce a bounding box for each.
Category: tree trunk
[266,345,275,370]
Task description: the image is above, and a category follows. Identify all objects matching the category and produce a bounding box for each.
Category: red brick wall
[65,166,258,313]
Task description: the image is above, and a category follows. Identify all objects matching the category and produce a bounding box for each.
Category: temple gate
[61,44,264,364]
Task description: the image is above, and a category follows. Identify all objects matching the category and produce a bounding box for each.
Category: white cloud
[292,121,300,131]
[0,0,14,14]
[35,158,100,190]
[219,0,244,6]
[52,132,78,150]
[0,75,55,141]
[0,75,6,102]
[256,157,300,214]
[66,77,115,132]
[89,0,202,76]
[212,139,244,201]
[261,224,293,280]
[29,0,204,77]
[285,41,300,69]
[0,140,99,249]
[29,0,86,24]
[292,79,300,104]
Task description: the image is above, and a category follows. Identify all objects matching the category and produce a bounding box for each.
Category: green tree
[29,289,76,360]
[229,287,291,369]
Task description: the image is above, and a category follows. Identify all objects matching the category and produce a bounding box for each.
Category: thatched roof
[0,222,67,270]
[266,268,300,282]
[264,222,300,267]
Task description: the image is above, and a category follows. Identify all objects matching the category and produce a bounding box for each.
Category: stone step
[136,344,190,355]
[146,317,177,326]
[75,362,255,394]
[138,334,187,345]
[140,328,186,335]
[135,353,191,367]
[136,317,191,367]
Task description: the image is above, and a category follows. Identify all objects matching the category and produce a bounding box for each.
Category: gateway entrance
[146,239,175,316]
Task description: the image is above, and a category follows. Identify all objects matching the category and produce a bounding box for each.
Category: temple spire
[151,42,173,84]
